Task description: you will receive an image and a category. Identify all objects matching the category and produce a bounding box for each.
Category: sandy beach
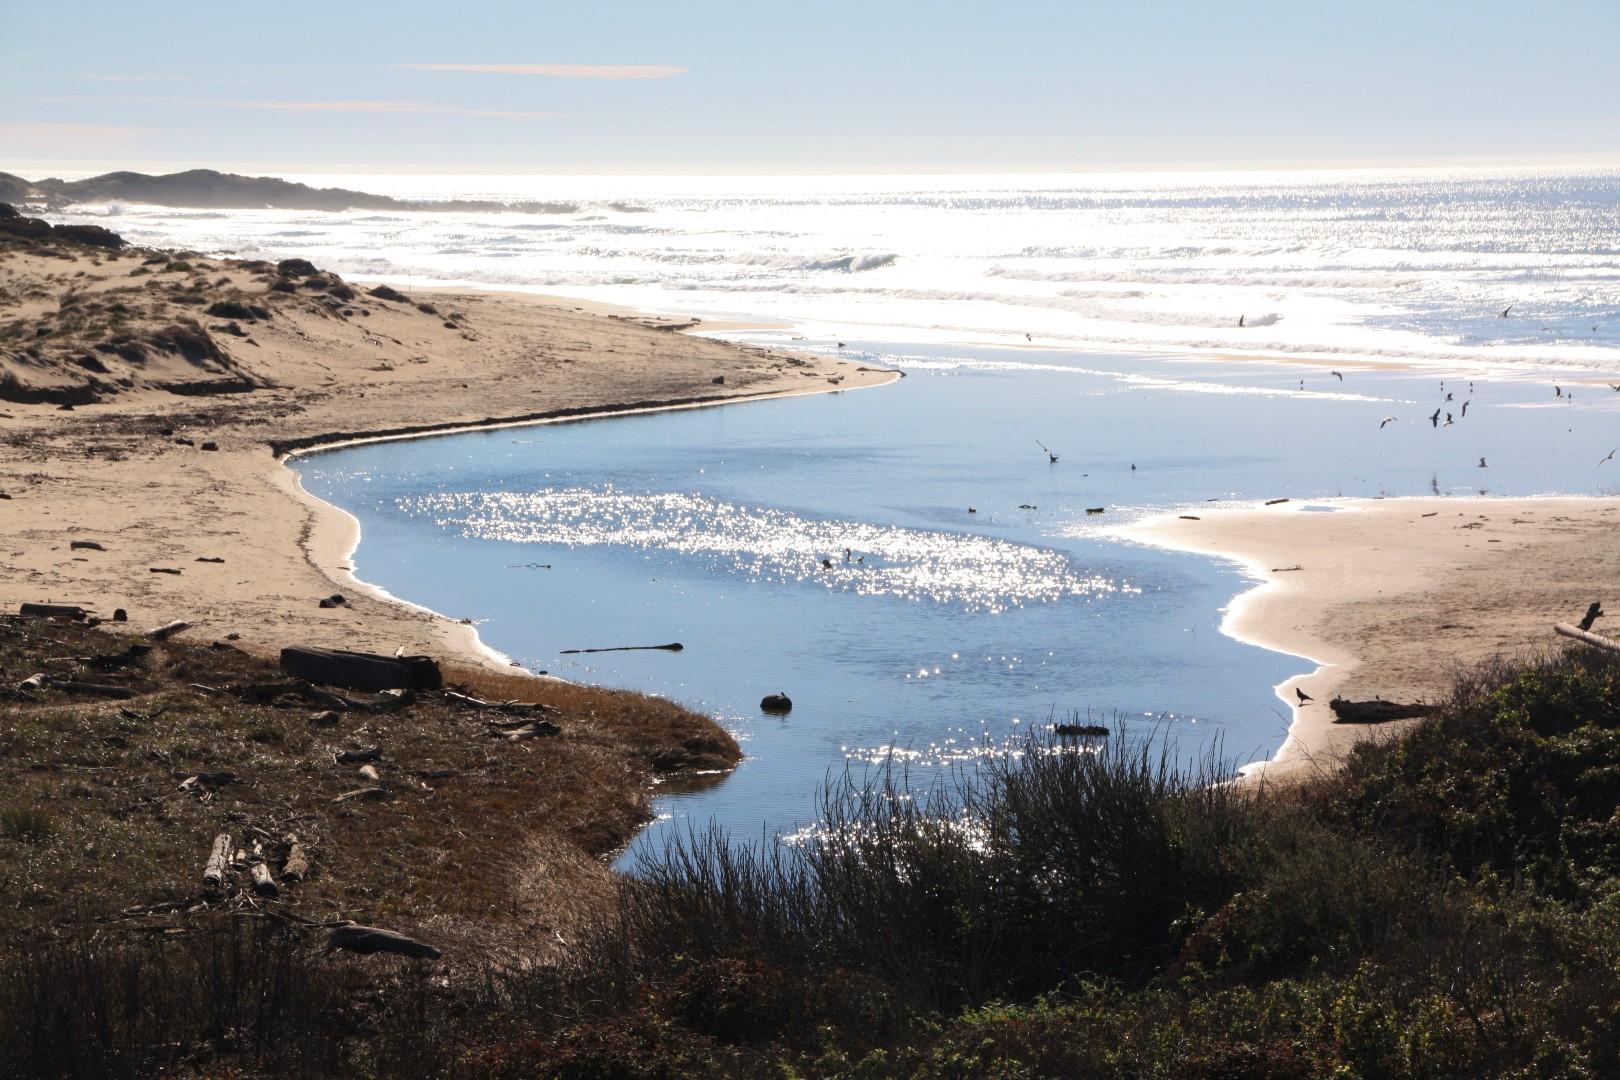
[0,241,896,672]
[1123,496,1620,783]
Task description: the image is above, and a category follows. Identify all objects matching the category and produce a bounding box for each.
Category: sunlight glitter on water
[402,487,1131,613]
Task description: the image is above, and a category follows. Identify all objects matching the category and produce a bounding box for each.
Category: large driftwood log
[1329,698,1437,725]
[203,833,231,895]
[281,835,310,882]
[326,924,441,960]
[20,603,88,619]
[249,862,279,898]
[1556,622,1620,654]
[279,646,441,692]
[148,620,191,640]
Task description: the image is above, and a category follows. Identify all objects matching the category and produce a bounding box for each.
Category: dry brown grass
[0,616,740,957]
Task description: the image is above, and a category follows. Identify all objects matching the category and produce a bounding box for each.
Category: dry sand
[0,242,896,670]
[1123,497,1620,783]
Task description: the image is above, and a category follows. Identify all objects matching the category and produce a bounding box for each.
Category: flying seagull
[1502,305,1514,318]
[1461,400,1470,418]
[1429,407,1442,428]
[1600,448,1618,466]
[1331,370,1343,381]
[1379,416,1397,429]
[1295,687,1313,704]
[1238,315,1245,328]
[1555,385,1562,397]
[1443,413,1454,426]
[1035,439,1058,464]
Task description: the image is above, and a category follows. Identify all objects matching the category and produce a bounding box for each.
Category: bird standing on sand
[1295,688,1313,704]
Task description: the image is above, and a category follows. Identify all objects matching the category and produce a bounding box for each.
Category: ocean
[54,168,1620,864]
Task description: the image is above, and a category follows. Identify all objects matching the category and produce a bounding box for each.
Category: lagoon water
[294,344,1620,867]
[70,164,1619,864]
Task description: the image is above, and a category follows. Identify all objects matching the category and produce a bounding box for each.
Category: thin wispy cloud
[0,121,156,140]
[43,95,558,120]
[85,74,250,85]
[398,63,687,79]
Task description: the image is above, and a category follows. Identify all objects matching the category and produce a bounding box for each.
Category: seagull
[1379,416,1397,429]
[1238,315,1245,328]
[1036,439,1058,464]
[1331,370,1343,381]
[1478,457,1489,468]
[1601,448,1618,466]
[1025,332,1032,342]
[1295,688,1313,704]
[1443,413,1454,426]
[1608,384,1620,392]
[1429,407,1442,428]
[1555,385,1562,397]
[1461,400,1470,418]
[1502,305,1513,318]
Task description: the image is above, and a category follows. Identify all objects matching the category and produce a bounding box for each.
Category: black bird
[1555,385,1562,397]
[1443,413,1454,426]
[1608,384,1620,392]
[1445,392,1453,401]
[1502,305,1513,318]
[1238,315,1245,327]
[1295,688,1313,704]
[1580,601,1605,631]
[1025,332,1032,342]
[1461,400,1470,418]
[1600,448,1618,466]
[1036,439,1058,464]
[820,558,833,570]
[1331,370,1343,381]
[1478,457,1489,468]
[1429,407,1441,428]
[1379,416,1397,429]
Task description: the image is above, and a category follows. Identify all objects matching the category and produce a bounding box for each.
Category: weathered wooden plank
[279,646,441,692]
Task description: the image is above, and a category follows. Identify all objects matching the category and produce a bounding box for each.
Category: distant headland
[0,168,578,214]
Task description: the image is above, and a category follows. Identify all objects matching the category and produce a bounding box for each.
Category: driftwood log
[20,603,87,619]
[148,620,191,640]
[326,924,441,960]
[249,862,279,898]
[1329,698,1438,725]
[281,835,310,882]
[203,833,231,895]
[1555,623,1620,654]
[279,646,441,692]
[335,746,382,765]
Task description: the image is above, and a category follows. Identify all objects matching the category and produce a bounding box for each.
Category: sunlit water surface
[294,345,1620,867]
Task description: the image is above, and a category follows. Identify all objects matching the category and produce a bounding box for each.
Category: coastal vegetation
[6,627,1620,1077]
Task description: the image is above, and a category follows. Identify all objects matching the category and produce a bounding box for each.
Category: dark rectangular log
[20,603,87,618]
[326,924,441,959]
[279,646,441,692]
[1329,698,1438,725]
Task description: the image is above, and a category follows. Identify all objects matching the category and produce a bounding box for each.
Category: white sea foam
[44,166,1620,372]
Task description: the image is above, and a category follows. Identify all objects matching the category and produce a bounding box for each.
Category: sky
[3,0,1618,176]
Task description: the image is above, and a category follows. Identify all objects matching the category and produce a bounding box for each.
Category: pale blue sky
[3,0,1617,174]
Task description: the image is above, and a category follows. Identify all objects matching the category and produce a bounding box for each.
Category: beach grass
[8,639,1620,1076]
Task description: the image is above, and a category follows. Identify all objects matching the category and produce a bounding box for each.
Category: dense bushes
[8,647,1620,1076]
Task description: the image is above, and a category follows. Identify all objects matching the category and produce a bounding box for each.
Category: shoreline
[279,375,902,678]
[1120,495,1620,784]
